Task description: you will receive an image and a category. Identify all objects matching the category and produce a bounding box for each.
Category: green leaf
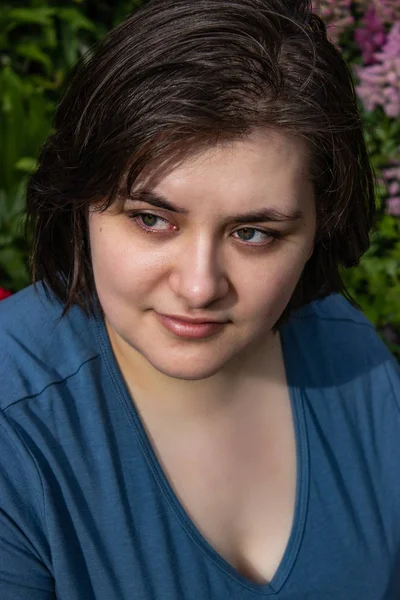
[15,157,37,173]
[0,67,26,191]
[0,189,7,224]
[57,8,96,32]
[15,43,53,73]
[2,179,28,219]
[0,246,28,283]
[379,216,399,240]
[6,7,55,28]
[0,232,14,246]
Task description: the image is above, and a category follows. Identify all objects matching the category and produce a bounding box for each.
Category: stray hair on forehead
[26,0,376,326]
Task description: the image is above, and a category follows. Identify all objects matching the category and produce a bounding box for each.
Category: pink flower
[312,0,354,45]
[355,0,400,23]
[373,0,400,24]
[382,162,400,217]
[0,288,12,301]
[356,22,400,118]
[387,197,400,216]
[356,0,400,23]
[354,5,386,65]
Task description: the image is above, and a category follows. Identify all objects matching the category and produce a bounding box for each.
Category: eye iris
[238,228,256,241]
[142,214,158,227]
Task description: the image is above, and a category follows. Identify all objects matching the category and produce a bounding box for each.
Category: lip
[161,314,228,324]
[156,313,228,339]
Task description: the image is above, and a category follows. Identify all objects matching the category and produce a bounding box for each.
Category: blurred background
[0,0,399,359]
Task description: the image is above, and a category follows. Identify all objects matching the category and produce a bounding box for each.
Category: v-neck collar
[94,313,310,596]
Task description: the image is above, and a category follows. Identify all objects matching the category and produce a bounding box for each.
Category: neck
[106,320,285,422]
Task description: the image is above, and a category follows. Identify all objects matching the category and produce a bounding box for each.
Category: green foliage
[0,0,100,290]
[341,104,400,359]
[0,0,399,358]
[0,0,146,289]
[342,217,400,358]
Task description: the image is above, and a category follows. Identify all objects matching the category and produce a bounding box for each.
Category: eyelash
[126,211,283,247]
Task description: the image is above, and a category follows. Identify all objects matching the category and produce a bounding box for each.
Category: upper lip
[159,313,229,324]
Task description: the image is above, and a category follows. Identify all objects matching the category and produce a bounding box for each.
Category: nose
[168,234,229,308]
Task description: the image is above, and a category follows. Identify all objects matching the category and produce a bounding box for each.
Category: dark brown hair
[26,0,376,325]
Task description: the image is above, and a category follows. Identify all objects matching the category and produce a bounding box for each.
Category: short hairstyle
[26,0,376,326]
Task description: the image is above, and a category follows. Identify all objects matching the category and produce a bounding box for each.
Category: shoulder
[286,293,392,361]
[282,294,400,396]
[0,284,100,411]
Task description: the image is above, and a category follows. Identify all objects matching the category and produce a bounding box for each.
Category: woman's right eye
[128,212,177,232]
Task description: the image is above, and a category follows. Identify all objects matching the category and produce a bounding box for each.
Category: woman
[1,0,399,598]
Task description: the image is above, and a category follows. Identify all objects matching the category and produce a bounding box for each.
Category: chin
[144,354,230,381]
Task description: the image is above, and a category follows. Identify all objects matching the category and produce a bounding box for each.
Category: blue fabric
[0,284,399,599]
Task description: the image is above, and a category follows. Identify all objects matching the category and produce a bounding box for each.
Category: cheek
[90,227,122,294]
[240,248,311,318]
[89,218,168,299]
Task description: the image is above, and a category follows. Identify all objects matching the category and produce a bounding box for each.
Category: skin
[89,128,316,583]
[89,128,316,414]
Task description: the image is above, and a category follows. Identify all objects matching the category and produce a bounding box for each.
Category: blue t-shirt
[0,284,400,599]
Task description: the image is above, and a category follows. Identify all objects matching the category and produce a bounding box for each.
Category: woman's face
[89,129,316,380]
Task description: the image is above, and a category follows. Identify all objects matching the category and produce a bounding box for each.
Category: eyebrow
[127,189,304,224]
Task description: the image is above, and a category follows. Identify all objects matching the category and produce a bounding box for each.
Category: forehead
[139,129,313,212]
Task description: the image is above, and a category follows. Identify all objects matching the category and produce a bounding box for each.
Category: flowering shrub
[313,0,354,45]
[354,5,387,65]
[313,0,400,356]
[382,163,400,216]
[313,3,400,221]
[373,0,400,23]
[356,22,400,118]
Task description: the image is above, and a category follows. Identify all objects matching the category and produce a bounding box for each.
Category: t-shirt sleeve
[0,415,55,599]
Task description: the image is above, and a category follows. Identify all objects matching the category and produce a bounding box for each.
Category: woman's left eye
[232,227,279,244]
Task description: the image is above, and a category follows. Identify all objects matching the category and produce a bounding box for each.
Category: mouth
[155,312,229,339]
[161,314,229,324]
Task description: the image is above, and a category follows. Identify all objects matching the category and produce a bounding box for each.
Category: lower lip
[156,314,227,339]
